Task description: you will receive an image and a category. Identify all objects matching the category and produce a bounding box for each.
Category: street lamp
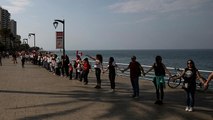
[53,19,65,56]
[28,33,36,47]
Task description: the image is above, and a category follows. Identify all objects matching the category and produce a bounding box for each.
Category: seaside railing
[91,61,213,90]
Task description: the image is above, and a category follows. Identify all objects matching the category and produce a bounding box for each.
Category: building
[0,7,21,51]
[0,7,10,30]
[0,7,11,50]
[9,19,18,49]
[10,19,17,36]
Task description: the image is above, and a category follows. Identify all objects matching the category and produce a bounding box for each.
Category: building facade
[0,7,11,49]
[0,7,10,30]
[10,19,17,36]
[0,7,21,51]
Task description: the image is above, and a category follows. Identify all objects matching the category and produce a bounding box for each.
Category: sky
[1,0,213,50]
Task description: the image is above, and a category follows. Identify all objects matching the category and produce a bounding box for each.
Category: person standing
[61,55,65,77]
[172,59,205,112]
[64,55,70,77]
[12,52,17,64]
[103,57,118,92]
[74,55,82,79]
[82,58,91,85]
[21,52,26,68]
[121,56,145,98]
[55,55,61,76]
[68,62,73,80]
[145,56,172,105]
[87,54,103,89]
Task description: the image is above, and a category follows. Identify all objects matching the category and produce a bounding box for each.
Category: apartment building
[0,7,21,50]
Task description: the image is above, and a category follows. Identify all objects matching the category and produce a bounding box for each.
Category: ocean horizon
[51,49,213,70]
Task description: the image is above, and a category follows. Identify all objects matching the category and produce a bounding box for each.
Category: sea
[52,49,212,70]
[51,49,213,89]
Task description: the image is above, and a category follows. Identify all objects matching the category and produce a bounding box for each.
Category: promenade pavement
[0,57,212,120]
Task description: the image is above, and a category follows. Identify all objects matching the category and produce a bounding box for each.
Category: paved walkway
[0,57,212,120]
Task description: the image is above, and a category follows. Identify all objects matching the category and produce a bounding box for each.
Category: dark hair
[155,55,162,65]
[187,59,196,69]
[96,54,103,63]
[84,58,89,62]
[131,56,136,61]
[109,57,114,65]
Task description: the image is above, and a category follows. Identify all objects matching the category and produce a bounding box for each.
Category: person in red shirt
[82,58,91,85]
[122,56,145,98]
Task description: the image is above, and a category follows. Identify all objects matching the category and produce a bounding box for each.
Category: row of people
[22,52,212,112]
[88,54,211,112]
[121,56,211,112]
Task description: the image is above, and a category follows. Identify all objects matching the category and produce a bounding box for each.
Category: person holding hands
[171,59,205,112]
[145,56,172,105]
[121,56,145,98]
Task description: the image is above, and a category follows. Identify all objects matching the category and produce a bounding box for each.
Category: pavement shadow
[3,85,212,120]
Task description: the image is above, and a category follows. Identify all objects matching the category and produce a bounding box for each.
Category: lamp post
[53,19,65,56]
[28,33,35,47]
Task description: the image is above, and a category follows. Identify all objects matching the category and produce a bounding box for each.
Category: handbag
[182,82,188,90]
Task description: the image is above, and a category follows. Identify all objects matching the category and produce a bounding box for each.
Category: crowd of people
[0,50,212,112]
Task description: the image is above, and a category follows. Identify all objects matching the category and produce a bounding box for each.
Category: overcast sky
[1,0,213,50]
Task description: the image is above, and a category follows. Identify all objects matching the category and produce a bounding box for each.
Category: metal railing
[90,61,213,90]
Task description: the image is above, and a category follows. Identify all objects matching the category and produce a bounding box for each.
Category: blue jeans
[186,87,195,107]
[130,77,139,96]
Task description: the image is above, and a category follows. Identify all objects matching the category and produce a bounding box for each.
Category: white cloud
[2,0,31,14]
[109,0,211,14]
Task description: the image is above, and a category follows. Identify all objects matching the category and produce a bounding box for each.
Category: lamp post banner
[56,31,63,49]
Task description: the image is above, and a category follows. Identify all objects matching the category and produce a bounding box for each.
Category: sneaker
[188,107,193,112]
[111,89,115,92]
[185,106,189,111]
